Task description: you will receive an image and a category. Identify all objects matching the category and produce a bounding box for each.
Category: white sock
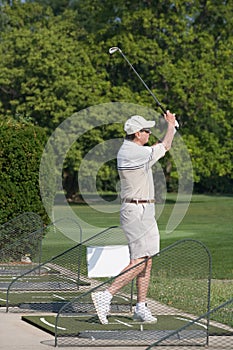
[104,290,113,301]
[136,302,146,310]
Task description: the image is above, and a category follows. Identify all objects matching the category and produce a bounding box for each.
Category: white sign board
[87,245,130,278]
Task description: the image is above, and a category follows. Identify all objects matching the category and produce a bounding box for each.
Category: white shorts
[120,203,160,260]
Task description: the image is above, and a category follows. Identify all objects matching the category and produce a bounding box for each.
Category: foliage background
[0,0,232,222]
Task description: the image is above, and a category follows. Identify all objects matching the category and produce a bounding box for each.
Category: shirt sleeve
[148,143,166,167]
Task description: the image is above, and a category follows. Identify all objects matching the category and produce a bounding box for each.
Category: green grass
[158,194,233,279]
[51,194,233,279]
[41,227,77,262]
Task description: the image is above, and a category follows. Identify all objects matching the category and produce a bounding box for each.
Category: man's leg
[136,257,152,303]
[133,258,157,323]
[108,258,147,296]
[92,258,146,324]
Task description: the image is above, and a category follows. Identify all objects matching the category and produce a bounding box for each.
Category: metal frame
[54,238,212,347]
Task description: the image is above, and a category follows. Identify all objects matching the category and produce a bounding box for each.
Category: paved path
[0,310,53,350]
[0,308,144,350]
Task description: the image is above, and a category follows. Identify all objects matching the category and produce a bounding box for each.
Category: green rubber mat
[22,314,229,336]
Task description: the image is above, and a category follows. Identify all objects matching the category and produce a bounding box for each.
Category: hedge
[0,120,48,224]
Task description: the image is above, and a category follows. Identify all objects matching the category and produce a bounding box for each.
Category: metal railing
[146,298,233,349]
[2,217,83,312]
[54,238,212,347]
[1,216,216,348]
[0,212,43,273]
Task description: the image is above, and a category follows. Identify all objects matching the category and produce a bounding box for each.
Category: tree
[0,0,232,194]
[0,3,111,128]
[30,0,70,14]
[91,0,233,192]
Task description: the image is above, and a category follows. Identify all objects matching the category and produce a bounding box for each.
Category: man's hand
[164,110,176,127]
[161,110,177,151]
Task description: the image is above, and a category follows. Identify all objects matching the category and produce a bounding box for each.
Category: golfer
[92,111,176,324]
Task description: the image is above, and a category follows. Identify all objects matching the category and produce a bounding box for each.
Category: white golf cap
[124,115,155,135]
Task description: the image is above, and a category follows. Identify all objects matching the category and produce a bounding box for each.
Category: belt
[123,199,155,204]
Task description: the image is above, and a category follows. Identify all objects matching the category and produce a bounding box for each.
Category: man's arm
[153,110,176,151]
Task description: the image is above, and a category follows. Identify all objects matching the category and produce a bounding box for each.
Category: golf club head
[109,47,121,55]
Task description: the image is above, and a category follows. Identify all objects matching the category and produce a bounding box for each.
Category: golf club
[109,46,179,128]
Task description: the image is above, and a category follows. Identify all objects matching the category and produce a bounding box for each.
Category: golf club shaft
[110,47,167,114]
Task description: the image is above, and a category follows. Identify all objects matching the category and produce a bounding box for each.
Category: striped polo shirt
[117,140,166,200]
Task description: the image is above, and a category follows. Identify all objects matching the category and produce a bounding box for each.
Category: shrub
[0,119,48,224]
